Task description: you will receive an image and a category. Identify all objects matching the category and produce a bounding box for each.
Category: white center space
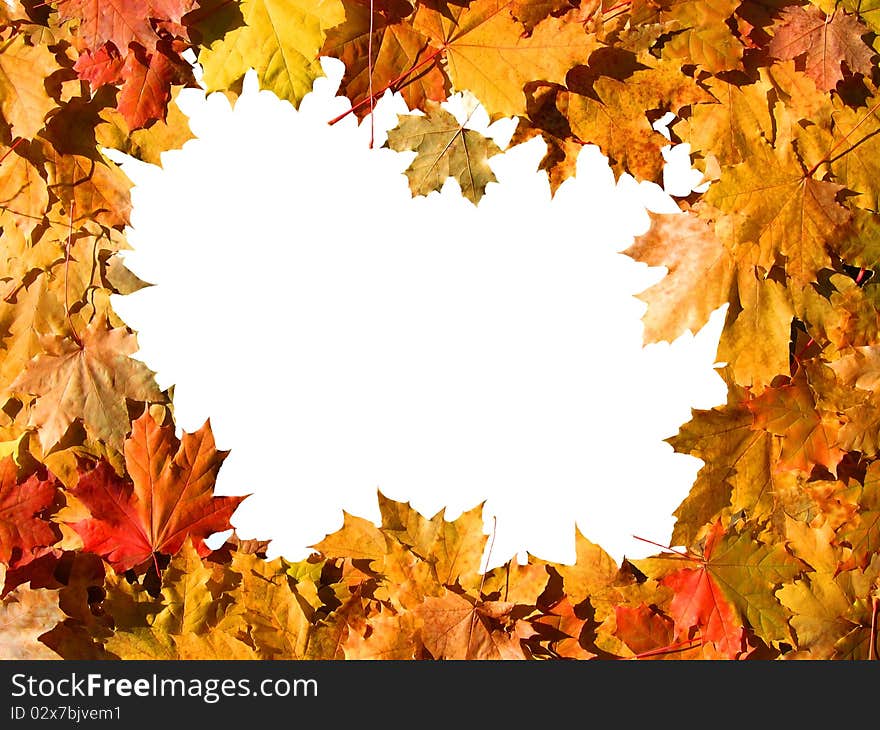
[109,59,727,568]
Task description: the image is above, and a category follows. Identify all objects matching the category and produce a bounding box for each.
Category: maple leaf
[46,150,133,229]
[612,603,675,657]
[667,383,776,543]
[836,462,880,570]
[0,140,49,239]
[226,552,311,658]
[0,585,64,659]
[415,589,525,659]
[704,136,851,288]
[830,345,880,391]
[480,558,550,605]
[312,510,387,561]
[656,522,746,658]
[198,0,344,107]
[322,0,448,120]
[810,92,880,213]
[151,539,227,635]
[375,493,488,588]
[559,57,713,181]
[54,0,157,52]
[530,596,594,658]
[10,316,163,452]
[67,410,244,572]
[96,88,195,166]
[511,0,575,31]
[74,43,126,88]
[116,46,190,130]
[657,0,743,73]
[554,526,618,605]
[0,457,59,568]
[746,372,846,474]
[372,539,442,611]
[777,553,880,659]
[624,204,735,344]
[386,102,502,204]
[412,0,598,120]
[768,6,874,91]
[0,33,60,140]
[672,74,774,168]
[343,609,420,659]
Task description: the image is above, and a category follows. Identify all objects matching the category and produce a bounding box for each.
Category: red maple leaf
[659,521,745,659]
[68,411,246,573]
[116,46,185,129]
[74,43,126,88]
[0,457,60,569]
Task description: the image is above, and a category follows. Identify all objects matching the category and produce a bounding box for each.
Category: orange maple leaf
[67,410,246,572]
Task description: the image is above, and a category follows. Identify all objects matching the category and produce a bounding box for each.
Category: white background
[109,58,728,569]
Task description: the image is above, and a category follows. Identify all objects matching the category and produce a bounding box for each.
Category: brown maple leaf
[54,0,158,52]
[768,6,874,91]
[10,316,163,452]
[415,589,525,659]
[67,410,246,572]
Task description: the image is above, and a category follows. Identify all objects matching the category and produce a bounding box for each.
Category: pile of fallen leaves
[2,0,880,660]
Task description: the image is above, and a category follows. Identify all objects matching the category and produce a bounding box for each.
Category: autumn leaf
[0,585,64,659]
[0,457,59,568]
[74,44,126,89]
[746,372,846,474]
[0,140,49,238]
[54,0,157,52]
[198,0,344,106]
[116,46,190,130]
[322,0,448,119]
[704,135,851,288]
[67,410,245,572]
[777,553,880,659]
[10,317,163,452]
[560,57,713,181]
[225,551,311,658]
[415,589,525,659]
[655,523,746,658]
[386,102,502,204]
[96,88,195,166]
[554,526,618,605]
[412,0,598,119]
[667,382,776,543]
[612,603,675,657]
[343,609,420,659]
[311,510,386,561]
[625,203,735,344]
[658,0,743,73]
[0,33,60,140]
[768,6,874,91]
[836,461,880,570]
[45,149,133,228]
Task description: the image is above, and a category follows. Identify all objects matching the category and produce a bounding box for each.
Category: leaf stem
[368,0,376,148]
[870,595,878,660]
[64,201,83,348]
[631,534,694,561]
[623,637,701,660]
[0,137,23,165]
[327,45,445,126]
